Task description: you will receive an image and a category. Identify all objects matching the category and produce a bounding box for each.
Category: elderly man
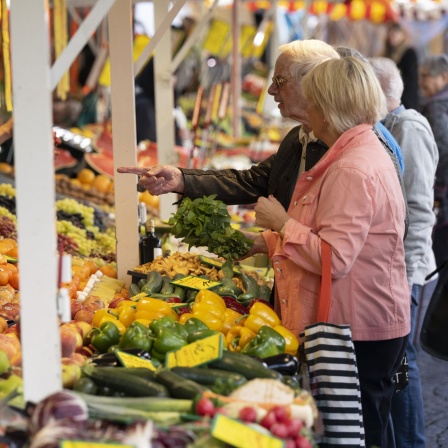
[370,56,439,448]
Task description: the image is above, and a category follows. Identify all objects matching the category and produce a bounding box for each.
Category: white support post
[10,1,61,402]
[153,0,178,221]
[108,0,140,283]
[231,0,242,138]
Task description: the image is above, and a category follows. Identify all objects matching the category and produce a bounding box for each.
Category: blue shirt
[377,121,405,173]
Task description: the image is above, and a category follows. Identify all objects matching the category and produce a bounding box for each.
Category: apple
[61,363,81,389]
[59,325,77,358]
[74,309,94,325]
[0,334,17,360]
[108,296,126,309]
[77,345,94,358]
[9,350,21,367]
[82,296,105,311]
[72,321,93,344]
[70,300,83,318]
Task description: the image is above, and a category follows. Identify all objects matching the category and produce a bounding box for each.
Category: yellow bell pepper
[112,319,127,335]
[136,297,171,316]
[249,302,280,327]
[191,302,225,319]
[118,306,136,327]
[221,308,245,335]
[134,309,165,323]
[170,308,180,321]
[115,300,136,310]
[133,318,152,328]
[194,290,226,313]
[274,325,299,355]
[179,313,195,324]
[226,326,256,352]
[92,309,110,328]
[190,311,223,332]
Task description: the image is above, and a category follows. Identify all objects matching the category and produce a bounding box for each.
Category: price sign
[115,351,157,371]
[211,414,285,448]
[165,333,223,368]
[170,275,222,291]
[130,292,148,302]
[202,19,230,57]
[199,256,241,274]
[60,441,134,448]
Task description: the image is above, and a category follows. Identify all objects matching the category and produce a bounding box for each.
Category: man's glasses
[271,75,291,89]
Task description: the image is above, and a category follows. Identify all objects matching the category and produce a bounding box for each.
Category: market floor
[415,280,448,448]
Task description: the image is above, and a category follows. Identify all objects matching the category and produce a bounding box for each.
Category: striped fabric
[300,322,365,448]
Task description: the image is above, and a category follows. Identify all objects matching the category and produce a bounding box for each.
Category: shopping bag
[299,241,365,447]
[420,259,448,361]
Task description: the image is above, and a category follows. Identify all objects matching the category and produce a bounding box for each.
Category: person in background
[370,56,439,448]
[383,22,420,110]
[334,45,405,173]
[419,54,448,267]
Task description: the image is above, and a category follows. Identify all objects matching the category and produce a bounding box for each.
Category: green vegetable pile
[168,195,253,260]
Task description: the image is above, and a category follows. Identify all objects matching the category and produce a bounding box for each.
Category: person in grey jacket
[370,56,439,448]
[419,54,448,266]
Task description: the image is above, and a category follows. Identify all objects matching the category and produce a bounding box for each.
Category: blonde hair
[302,57,387,134]
[278,39,340,78]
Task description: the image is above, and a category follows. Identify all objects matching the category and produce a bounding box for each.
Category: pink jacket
[263,124,410,341]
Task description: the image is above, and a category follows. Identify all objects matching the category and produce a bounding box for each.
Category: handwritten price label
[165,333,223,368]
[60,441,134,448]
[211,415,285,448]
[170,275,222,291]
[115,351,157,371]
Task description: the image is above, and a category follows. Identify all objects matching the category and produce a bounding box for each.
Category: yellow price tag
[165,333,223,368]
[170,275,222,291]
[202,19,230,56]
[115,351,157,371]
[211,414,285,448]
[131,292,148,302]
[60,442,134,448]
[199,256,241,274]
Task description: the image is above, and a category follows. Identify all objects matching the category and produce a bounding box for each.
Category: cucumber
[138,278,147,290]
[141,271,163,295]
[154,369,207,399]
[82,364,169,397]
[171,366,247,388]
[128,283,141,298]
[160,275,174,295]
[209,351,282,380]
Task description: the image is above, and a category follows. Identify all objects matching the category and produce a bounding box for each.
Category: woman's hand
[254,195,289,232]
[236,231,268,259]
[117,165,185,195]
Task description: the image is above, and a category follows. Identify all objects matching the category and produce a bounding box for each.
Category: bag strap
[317,240,332,322]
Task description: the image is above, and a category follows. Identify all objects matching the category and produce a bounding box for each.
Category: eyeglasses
[271,75,291,89]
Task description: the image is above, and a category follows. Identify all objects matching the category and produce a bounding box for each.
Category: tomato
[260,411,277,430]
[270,422,290,439]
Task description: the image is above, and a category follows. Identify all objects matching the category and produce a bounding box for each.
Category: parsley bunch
[168,195,253,260]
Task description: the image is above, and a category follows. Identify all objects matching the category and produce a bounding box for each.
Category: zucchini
[138,278,147,289]
[258,284,272,302]
[154,369,207,399]
[92,366,156,381]
[128,283,141,298]
[73,376,98,395]
[242,273,259,296]
[141,271,163,295]
[75,392,193,412]
[160,275,174,295]
[209,351,282,380]
[173,285,186,301]
[82,364,169,397]
[171,366,247,388]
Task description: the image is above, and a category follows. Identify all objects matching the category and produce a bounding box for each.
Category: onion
[29,390,88,436]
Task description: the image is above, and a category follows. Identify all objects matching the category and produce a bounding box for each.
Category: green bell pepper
[183,317,209,335]
[89,321,121,353]
[119,325,153,352]
[241,325,285,358]
[187,328,219,344]
[174,322,189,341]
[153,326,188,357]
[150,315,176,334]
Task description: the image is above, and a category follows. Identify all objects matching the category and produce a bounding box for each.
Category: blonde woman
[253,57,410,448]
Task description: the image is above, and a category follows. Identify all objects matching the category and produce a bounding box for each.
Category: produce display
[0,188,320,447]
